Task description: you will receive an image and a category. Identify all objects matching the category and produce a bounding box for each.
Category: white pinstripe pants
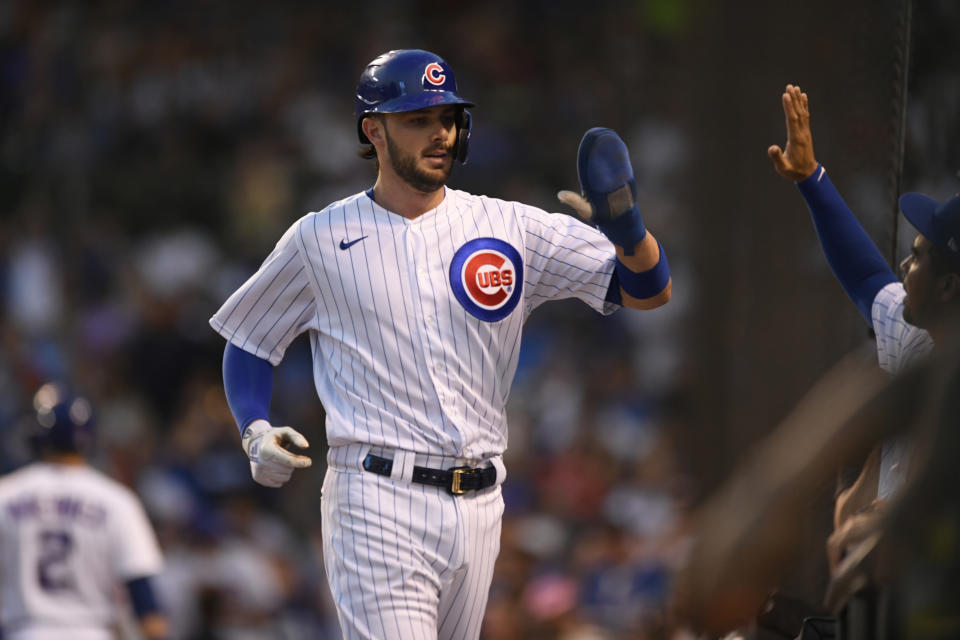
[321,451,504,640]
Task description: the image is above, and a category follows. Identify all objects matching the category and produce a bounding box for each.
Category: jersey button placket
[420,261,435,327]
[406,225,447,424]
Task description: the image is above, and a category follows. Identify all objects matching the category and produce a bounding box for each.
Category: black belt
[362,453,497,496]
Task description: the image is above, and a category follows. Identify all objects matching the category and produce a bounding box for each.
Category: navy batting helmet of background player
[29,382,94,453]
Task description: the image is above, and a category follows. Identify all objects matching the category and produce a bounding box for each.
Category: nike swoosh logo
[339,236,368,250]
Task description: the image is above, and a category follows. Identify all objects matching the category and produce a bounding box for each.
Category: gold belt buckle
[450,467,471,495]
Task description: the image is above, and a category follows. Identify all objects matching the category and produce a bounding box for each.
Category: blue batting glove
[564,127,647,254]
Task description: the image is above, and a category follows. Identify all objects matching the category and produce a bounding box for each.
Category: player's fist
[241,419,312,488]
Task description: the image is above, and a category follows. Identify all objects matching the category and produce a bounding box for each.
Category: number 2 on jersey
[37,530,75,592]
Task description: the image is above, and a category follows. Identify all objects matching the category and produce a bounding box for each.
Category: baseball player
[768,84,960,572]
[0,383,168,640]
[210,48,672,640]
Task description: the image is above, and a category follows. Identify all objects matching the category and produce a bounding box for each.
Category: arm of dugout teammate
[797,169,897,325]
[768,84,896,325]
[126,576,169,640]
[833,444,881,530]
[826,501,885,575]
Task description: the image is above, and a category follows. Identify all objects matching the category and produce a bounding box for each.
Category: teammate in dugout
[0,383,168,640]
[768,84,960,576]
[210,49,672,639]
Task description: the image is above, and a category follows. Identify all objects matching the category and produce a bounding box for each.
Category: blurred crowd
[0,2,693,638]
[3,0,958,637]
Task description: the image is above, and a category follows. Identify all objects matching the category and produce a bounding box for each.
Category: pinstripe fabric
[210,188,618,460]
[211,187,618,639]
[870,282,935,500]
[871,282,934,376]
[322,460,503,640]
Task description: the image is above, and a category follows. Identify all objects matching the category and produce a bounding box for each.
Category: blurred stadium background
[1,0,958,637]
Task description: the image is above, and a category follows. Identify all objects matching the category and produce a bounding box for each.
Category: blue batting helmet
[354,49,474,159]
[30,382,94,453]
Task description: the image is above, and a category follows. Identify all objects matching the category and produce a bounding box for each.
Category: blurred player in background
[768,84,960,575]
[210,48,672,639]
[0,383,168,640]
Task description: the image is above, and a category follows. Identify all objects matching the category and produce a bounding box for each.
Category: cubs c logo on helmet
[450,238,523,322]
[424,62,446,86]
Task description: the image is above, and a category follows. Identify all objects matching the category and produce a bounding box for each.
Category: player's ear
[939,271,960,303]
[362,116,385,146]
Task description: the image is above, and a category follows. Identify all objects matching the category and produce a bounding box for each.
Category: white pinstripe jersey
[210,188,619,460]
[0,463,163,637]
[871,281,934,500]
[871,282,934,376]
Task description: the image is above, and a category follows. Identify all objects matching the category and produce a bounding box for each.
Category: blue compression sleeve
[604,242,671,304]
[797,165,897,326]
[615,241,670,299]
[126,576,162,619]
[223,342,273,433]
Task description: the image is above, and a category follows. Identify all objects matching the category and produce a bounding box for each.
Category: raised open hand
[768,84,819,182]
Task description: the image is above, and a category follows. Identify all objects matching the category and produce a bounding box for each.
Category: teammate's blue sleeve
[223,342,273,433]
[796,165,898,326]
[125,576,162,619]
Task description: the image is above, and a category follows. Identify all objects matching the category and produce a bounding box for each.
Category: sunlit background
[1,1,958,638]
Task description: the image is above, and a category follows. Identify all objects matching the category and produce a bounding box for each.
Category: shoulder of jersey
[874,281,907,316]
[296,192,368,224]
[0,464,126,499]
[87,470,147,514]
[0,465,29,495]
[450,189,530,215]
[448,187,484,204]
[66,465,143,503]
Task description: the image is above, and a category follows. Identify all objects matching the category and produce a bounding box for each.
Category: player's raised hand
[241,419,312,487]
[768,84,819,182]
[559,127,647,255]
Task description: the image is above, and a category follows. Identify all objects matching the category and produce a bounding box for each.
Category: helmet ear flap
[454,109,472,165]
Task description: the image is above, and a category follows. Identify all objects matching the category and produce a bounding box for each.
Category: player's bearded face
[383,120,455,193]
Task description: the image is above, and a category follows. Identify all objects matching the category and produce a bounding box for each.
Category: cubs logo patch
[424,62,446,86]
[449,238,523,322]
